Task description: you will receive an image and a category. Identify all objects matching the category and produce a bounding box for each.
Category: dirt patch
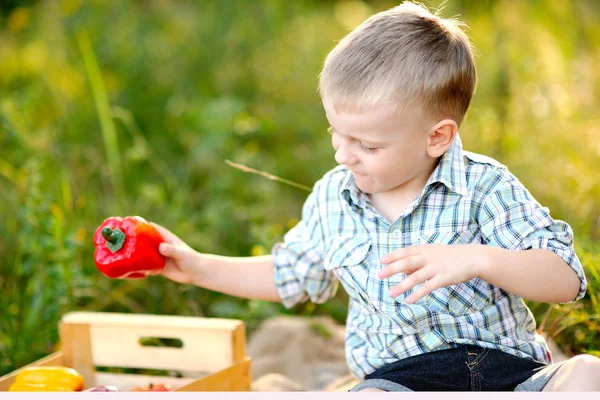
[247,315,568,391]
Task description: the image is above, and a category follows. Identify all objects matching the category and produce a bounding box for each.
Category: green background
[1,0,599,376]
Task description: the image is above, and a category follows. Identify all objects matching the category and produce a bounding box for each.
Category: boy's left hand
[379,244,484,303]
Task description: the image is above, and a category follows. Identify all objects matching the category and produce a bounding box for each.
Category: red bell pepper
[93,216,166,279]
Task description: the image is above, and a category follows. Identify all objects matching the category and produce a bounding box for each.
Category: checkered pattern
[271,134,587,379]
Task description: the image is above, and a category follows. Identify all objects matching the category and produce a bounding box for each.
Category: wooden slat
[61,311,244,373]
[94,372,196,391]
[176,358,252,392]
[1,312,251,392]
[59,322,96,388]
[61,312,242,331]
[232,323,247,364]
[0,352,64,391]
[88,324,233,372]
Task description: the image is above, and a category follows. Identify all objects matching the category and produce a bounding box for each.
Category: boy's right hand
[150,222,201,285]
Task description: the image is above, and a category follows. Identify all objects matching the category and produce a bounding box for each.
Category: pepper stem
[102,227,117,243]
[101,227,126,253]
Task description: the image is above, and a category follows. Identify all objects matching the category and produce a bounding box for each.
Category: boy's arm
[153,224,281,302]
[380,243,582,304]
[191,253,282,302]
[380,174,587,305]
[474,175,587,304]
[475,246,581,303]
[152,174,338,306]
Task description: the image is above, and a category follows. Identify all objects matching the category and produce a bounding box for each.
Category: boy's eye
[328,126,377,154]
[358,142,377,154]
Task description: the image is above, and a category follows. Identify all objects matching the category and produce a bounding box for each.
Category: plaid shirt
[271,134,587,379]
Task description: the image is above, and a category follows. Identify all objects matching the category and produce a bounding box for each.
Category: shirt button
[392,229,401,239]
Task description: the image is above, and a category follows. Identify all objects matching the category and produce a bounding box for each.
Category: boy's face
[323,100,438,197]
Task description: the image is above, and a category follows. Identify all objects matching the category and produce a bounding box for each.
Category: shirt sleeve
[478,174,587,302]
[271,180,339,309]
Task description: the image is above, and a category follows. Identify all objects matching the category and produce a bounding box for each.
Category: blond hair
[318,1,477,125]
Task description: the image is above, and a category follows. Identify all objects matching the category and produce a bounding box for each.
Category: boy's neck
[368,162,438,224]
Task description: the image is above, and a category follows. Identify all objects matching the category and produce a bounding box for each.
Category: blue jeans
[349,345,562,391]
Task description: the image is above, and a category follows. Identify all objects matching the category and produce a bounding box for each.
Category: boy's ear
[426,119,458,158]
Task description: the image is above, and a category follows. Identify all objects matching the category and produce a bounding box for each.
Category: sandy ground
[247,315,569,392]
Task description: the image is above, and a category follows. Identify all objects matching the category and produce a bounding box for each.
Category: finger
[159,243,180,259]
[389,268,434,298]
[150,221,168,232]
[159,262,193,284]
[151,222,185,246]
[380,246,420,265]
[404,277,442,304]
[378,255,424,279]
[160,259,179,275]
[150,222,173,241]
[149,221,165,229]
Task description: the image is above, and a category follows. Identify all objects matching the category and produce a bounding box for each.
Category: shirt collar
[426,133,468,197]
[341,133,468,207]
[341,168,365,209]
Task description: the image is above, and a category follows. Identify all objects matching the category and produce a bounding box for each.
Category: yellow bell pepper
[8,366,85,391]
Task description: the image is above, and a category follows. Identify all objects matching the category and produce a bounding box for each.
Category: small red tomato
[130,383,172,391]
[84,386,120,392]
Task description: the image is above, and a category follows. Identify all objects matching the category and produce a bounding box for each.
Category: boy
[153,1,600,392]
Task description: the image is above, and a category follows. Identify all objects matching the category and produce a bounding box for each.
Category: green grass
[76,29,125,205]
[1,0,599,376]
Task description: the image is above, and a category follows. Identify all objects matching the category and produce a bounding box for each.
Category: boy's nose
[335,144,358,166]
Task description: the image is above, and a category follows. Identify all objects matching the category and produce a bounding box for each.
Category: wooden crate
[0,311,252,392]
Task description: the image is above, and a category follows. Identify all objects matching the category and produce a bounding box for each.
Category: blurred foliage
[0,0,599,376]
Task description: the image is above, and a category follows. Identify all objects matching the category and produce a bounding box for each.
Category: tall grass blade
[225,159,312,192]
[76,30,124,203]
